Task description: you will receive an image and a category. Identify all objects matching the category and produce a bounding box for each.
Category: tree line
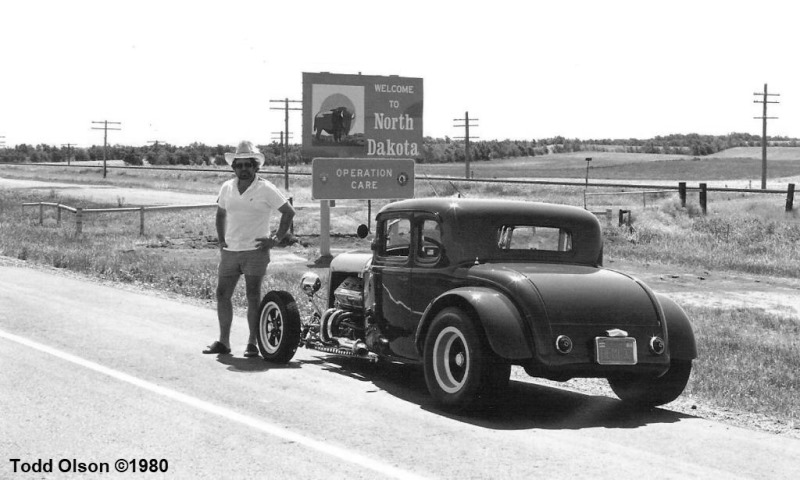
[1,133,798,166]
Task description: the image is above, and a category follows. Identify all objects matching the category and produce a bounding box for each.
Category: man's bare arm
[216,207,227,249]
[273,202,296,241]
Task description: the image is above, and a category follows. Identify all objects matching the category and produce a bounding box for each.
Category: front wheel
[607,359,692,408]
[423,307,510,409]
[257,291,301,364]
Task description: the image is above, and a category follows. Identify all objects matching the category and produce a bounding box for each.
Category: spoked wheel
[423,307,510,409]
[607,359,693,408]
[257,291,301,364]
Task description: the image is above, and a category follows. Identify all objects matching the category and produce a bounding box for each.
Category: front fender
[657,294,698,360]
[415,287,533,360]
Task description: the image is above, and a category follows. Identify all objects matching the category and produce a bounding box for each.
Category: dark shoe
[203,341,231,355]
[244,343,259,358]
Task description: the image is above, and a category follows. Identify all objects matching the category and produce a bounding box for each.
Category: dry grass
[686,306,799,422]
[607,198,800,277]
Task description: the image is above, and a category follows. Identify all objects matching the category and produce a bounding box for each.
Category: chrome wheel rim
[433,326,470,394]
[259,302,283,354]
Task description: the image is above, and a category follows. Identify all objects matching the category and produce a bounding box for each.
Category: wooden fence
[20,179,797,235]
[585,182,796,215]
[22,202,216,235]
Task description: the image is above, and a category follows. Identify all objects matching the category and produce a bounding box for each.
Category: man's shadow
[215,353,301,373]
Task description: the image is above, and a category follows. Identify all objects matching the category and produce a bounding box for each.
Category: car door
[410,216,458,331]
[371,213,415,359]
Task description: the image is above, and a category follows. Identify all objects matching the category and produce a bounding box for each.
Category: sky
[2,0,799,148]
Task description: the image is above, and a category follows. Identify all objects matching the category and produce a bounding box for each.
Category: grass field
[1,151,799,429]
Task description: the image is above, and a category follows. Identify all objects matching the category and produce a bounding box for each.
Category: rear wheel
[423,307,510,409]
[608,359,692,408]
[257,291,301,364]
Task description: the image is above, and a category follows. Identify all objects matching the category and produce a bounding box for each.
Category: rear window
[497,225,572,252]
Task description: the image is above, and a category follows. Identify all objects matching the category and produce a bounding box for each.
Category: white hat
[224,140,265,167]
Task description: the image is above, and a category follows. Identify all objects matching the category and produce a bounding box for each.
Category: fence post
[679,182,687,207]
[787,183,796,212]
[140,207,146,236]
[618,209,630,227]
[39,203,44,225]
[606,208,612,225]
[76,208,83,235]
[57,205,62,226]
[699,183,707,215]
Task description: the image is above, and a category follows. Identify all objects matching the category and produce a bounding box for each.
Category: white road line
[0,329,428,480]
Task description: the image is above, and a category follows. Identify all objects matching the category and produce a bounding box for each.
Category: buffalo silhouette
[314,106,355,142]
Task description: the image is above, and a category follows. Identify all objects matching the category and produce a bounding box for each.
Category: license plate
[595,337,637,365]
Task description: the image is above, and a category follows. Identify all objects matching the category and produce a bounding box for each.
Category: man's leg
[216,274,240,348]
[244,274,265,346]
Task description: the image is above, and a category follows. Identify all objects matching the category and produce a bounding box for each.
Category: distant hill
[706,147,800,161]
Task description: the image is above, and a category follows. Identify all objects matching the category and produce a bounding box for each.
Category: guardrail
[22,202,216,235]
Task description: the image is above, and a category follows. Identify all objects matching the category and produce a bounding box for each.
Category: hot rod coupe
[256,198,697,409]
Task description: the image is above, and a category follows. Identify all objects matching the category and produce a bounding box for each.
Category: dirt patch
[606,258,800,317]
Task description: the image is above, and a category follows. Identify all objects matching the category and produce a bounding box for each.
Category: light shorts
[218,249,270,277]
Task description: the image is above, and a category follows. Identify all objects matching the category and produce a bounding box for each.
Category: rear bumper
[522,360,670,381]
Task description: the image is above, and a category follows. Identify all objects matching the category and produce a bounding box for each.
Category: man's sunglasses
[232,161,256,170]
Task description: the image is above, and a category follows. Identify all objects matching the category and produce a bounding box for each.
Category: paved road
[2,264,799,479]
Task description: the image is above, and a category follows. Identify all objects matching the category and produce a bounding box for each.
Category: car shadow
[315,356,693,431]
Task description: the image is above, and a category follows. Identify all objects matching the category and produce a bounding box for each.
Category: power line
[753,83,780,190]
[453,111,479,179]
[269,98,302,190]
[91,120,121,178]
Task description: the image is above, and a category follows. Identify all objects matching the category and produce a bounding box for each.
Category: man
[203,140,295,357]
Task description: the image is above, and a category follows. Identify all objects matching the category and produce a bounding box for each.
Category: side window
[381,218,411,257]
[417,219,442,262]
[497,226,572,252]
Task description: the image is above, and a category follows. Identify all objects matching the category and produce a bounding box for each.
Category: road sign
[312,158,415,200]
[302,72,423,159]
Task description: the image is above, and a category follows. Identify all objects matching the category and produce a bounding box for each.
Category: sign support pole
[319,200,331,260]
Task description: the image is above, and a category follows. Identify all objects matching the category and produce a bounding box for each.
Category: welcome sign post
[303,72,423,259]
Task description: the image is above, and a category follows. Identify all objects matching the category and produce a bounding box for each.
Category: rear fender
[657,294,698,360]
[414,287,533,360]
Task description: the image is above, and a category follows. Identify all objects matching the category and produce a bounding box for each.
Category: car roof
[379,197,597,224]
[378,198,603,266]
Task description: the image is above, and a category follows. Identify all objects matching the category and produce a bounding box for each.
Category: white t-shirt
[217,176,288,251]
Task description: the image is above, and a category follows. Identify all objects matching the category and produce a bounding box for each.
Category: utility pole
[584,157,593,209]
[61,143,76,166]
[753,84,779,190]
[454,111,479,179]
[271,131,294,153]
[269,97,302,190]
[91,120,121,178]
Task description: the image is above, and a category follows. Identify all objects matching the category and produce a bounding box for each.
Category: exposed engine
[300,273,379,361]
